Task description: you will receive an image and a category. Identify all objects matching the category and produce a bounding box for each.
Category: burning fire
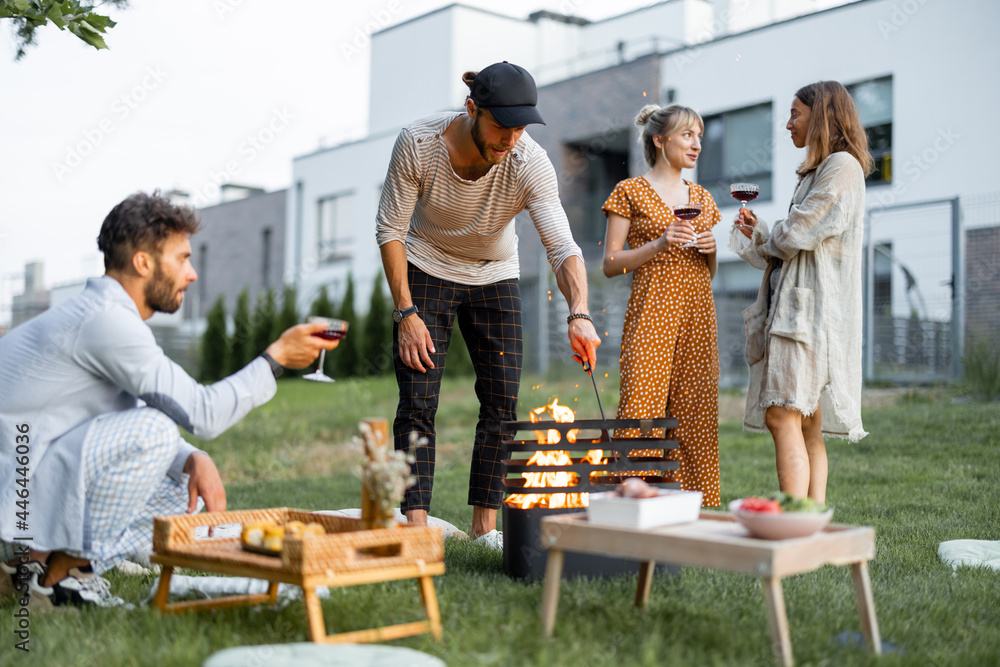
[504,399,605,510]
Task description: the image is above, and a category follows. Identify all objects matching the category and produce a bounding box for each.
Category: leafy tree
[361,272,392,377]
[250,288,276,359]
[1,0,127,60]
[335,274,360,378]
[228,288,252,375]
[200,295,228,382]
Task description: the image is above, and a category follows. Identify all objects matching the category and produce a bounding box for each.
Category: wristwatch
[393,305,419,323]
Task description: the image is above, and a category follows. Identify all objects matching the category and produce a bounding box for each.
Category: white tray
[587,490,703,530]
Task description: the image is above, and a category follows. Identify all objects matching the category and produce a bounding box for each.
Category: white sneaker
[471,530,503,551]
[49,567,134,609]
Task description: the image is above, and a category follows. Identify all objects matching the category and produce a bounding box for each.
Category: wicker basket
[153,508,443,576]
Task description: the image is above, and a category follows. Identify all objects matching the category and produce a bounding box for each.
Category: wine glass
[303,316,349,383]
[730,183,759,209]
[672,202,702,248]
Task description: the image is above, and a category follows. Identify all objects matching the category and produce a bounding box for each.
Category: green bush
[361,272,393,377]
[308,284,335,318]
[199,295,229,382]
[962,337,1000,402]
[273,284,300,340]
[335,274,361,377]
[250,288,276,358]
[228,288,252,374]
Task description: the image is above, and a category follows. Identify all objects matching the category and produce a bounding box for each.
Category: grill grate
[501,417,681,496]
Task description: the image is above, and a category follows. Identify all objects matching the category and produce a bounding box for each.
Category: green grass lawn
[2,375,998,666]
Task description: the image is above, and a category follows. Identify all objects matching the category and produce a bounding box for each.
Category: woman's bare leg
[765,402,825,500]
[801,405,827,504]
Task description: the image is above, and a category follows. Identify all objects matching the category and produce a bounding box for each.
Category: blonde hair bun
[635,104,661,126]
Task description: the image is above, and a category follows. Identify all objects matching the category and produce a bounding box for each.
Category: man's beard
[471,114,510,166]
[145,263,183,314]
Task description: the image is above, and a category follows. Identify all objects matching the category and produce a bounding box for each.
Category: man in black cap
[375,62,601,549]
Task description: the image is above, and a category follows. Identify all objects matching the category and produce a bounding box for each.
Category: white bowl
[728,499,834,540]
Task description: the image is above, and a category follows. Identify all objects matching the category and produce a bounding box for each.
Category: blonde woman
[602,104,721,508]
[732,81,875,503]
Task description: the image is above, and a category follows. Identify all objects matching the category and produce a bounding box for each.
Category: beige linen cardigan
[729,151,868,442]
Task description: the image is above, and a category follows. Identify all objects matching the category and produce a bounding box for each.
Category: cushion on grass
[203,643,445,666]
[938,539,1000,572]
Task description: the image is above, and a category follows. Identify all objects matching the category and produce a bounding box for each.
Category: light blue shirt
[0,276,276,552]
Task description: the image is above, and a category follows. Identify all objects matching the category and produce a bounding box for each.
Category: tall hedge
[200,295,229,382]
[362,272,392,377]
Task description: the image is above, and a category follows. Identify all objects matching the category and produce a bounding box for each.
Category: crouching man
[0,191,338,608]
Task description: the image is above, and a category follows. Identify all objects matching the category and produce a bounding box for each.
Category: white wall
[368,10,454,135]
[287,131,398,314]
[659,0,998,263]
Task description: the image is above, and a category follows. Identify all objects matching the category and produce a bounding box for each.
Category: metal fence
[864,197,960,383]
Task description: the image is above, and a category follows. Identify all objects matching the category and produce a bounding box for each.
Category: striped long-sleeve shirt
[375,112,583,285]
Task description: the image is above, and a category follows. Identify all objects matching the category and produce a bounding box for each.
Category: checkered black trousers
[394,264,523,513]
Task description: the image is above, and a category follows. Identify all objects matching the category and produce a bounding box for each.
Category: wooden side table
[539,512,880,667]
[150,508,445,644]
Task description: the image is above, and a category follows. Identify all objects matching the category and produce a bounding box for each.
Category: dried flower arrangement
[350,422,425,527]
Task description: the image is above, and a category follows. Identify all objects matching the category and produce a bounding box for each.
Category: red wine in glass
[673,205,702,221]
[730,183,759,208]
[304,317,349,383]
[312,329,347,341]
[672,203,703,248]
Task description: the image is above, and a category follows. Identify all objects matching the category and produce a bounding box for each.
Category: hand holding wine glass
[731,183,760,239]
[303,316,349,383]
[265,320,343,371]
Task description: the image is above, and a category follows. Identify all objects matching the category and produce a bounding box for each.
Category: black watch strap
[260,351,284,379]
[393,305,419,323]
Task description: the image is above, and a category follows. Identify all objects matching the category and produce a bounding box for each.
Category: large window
[316,191,356,263]
[847,76,893,183]
[698,102,773,206]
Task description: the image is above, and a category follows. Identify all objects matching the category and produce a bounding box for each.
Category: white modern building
[288,0,999,382]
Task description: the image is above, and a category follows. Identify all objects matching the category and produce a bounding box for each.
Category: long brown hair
[795,81,875,177]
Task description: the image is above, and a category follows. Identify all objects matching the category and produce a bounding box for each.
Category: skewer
[582,361,614,446]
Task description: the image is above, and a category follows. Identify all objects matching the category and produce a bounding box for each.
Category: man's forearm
[379,241,412,308]
[554,255,589,313]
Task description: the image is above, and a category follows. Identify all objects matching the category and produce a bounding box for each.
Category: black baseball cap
[469,61,546,128]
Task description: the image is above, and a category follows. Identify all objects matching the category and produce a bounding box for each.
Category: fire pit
[501,401,679,580]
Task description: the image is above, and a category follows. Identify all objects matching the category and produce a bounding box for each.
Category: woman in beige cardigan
[730,81,874,503]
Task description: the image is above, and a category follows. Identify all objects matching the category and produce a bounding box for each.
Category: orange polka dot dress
[602,177,721,507]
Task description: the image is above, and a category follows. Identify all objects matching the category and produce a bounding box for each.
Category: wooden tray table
[150,508,445,644]
[539,511,880,667]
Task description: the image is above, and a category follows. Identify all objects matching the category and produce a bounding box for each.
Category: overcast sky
[0,0,656,325]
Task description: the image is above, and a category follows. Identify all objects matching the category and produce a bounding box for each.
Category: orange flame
[504,398,605,509]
